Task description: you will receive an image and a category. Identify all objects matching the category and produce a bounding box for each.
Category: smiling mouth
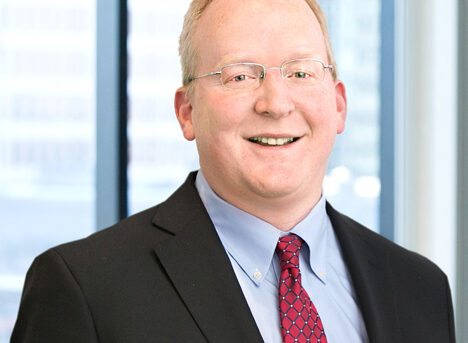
[248,136,300,146]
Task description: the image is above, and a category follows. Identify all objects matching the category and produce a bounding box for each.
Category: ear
[174,87,195,141]
[334,81,347,134]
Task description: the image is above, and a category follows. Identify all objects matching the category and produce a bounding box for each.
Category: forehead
[193,0,327,68]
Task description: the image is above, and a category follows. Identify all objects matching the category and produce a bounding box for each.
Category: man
[12,0,455,342]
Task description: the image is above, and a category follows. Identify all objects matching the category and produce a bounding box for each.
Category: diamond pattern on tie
[276,234,327,343]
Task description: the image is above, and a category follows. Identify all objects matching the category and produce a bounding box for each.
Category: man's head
[179,0,338,91]
[174,0,347,226]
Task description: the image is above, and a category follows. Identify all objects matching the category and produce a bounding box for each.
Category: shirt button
[253,271,262,280]
[318,271,325,278]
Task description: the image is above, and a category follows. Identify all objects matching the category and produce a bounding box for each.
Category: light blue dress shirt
[195,171,369,343]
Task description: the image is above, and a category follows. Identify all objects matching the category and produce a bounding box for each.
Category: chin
[245,176,302,200]
[243,163,324,200]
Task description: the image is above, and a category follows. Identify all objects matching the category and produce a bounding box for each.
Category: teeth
[249,136,295,146]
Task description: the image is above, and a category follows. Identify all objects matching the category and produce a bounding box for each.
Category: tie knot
[276,234,303,270]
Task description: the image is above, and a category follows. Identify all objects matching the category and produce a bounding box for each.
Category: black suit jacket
[11,172,455,342]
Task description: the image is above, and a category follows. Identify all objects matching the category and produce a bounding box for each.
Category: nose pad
[254,68,295,118]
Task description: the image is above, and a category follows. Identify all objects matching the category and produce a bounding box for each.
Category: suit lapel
[152,173,263,343]
[327,203,402,343]
[151,174,401,342]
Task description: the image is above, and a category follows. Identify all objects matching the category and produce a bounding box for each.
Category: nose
[253,68,295,119]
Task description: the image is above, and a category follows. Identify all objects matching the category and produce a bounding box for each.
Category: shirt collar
[195,170,329,286]
[288,198,329,283]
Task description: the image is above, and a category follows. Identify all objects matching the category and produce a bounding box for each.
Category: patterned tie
[276,234,327,343]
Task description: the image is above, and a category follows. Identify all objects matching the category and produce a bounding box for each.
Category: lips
[248,136,299,146]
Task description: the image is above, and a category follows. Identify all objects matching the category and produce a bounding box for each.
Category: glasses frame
[188,58,334,90]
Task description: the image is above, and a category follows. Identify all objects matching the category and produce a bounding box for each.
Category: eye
[224,72,257,85]
[220,64,263,89]
[233,74,248,82]
[286,70,313,79]
[293,71,310,79]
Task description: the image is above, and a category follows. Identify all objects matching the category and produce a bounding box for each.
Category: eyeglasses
[188,58,333,90]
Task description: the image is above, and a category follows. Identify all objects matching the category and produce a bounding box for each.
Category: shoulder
[327,204,455,341]
[49,172,202,265]
[10,205,165,342]
[51,204,162,262]
[326,202,447,279]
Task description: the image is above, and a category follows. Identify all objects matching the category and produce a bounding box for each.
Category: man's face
[175,0,347,210]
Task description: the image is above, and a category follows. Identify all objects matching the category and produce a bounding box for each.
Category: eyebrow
[214,52,324,69]
[215,54,255,69]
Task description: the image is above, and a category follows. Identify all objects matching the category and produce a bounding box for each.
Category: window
[127,0,382,232]
[127,1,198,214]
[0,0,96,339]
[321,0,381,231]
[3,1,383,339]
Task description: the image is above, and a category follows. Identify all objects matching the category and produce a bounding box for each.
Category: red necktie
[276,234,327,343]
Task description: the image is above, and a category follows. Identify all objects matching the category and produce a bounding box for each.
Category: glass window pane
[321,0,381,231]
[128,1,198,214]
[128,1,381,232]
[0,0,96,340]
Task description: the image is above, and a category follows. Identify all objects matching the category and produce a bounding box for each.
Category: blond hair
[179,0,337,90]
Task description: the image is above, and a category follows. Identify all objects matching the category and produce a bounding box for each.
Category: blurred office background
[0,0,466,341]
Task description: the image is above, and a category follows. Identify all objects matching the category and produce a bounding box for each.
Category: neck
[240,195,321,232]
[211,183,322,232]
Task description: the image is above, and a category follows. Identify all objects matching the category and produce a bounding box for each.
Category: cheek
[301,95,335,129]
[300,91,340,152]
[313,87,340,122]
[191,93,249,163]
[195,90,253,135]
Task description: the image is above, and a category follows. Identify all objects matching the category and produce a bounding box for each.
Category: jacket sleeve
[444,274,456,343]
[10,248,99,343]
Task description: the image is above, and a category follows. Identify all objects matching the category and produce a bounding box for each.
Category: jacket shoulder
[52,204,163,261]
[327,203,447,277]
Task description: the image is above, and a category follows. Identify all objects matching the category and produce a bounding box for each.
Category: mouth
[247,136,300,146]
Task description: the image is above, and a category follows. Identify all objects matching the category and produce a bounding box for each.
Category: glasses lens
[282,60,324,85]
[220,64,263,89]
